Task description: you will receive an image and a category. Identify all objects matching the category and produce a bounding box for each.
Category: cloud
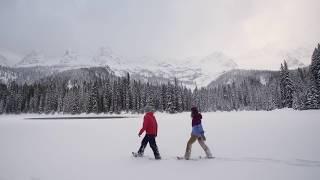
[0,0,319,68]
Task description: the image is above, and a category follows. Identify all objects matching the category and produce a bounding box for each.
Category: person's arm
[138,116,148,136]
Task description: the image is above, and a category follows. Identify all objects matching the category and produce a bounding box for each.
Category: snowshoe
[132,152,143,157]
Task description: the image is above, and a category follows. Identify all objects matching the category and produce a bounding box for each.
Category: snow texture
[0,110,319,180]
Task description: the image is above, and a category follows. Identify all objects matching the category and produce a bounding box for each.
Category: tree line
[0,74,192,114]
[0,44,319,114]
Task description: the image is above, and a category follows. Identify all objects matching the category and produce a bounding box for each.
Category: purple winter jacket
[192,113,202,127]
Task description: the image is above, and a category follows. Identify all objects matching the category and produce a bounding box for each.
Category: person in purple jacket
[184,107,213,160]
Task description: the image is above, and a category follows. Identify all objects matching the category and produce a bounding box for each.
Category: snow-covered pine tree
[111,80,120,113]
[83,82,91,113]
[177,88,183,112]
[15,86,23,113]
[103,79,112,113]
[310,44,320,107]
[279,61,295,108]
[138,83,145,112]
[159,84,167,112]
[230,82,239,110]
[267,81,278,110]
[44,84,58,114]
[62,89,71,113]
[292,91,300,110]
[44,89,52,114]
[124,73,131,112]
[182,87,190,111]
[192,86,200,109]
[70,87,80,114]
[57,95,63,113]
[30,84,39,113]
[125,84,131,112]
[38,93,45,114]
[311,45,320,86]
[131,80,138,112]
[20,83,30,113]
[172,79,183,112]
[0,99,4,114]
[280,63,286,108]
[173,78,180,112]
[199,87,208,112]
[305,84,319,109]
[114,78,122,113]
[166,82,175,113]
[5,82,17,113]
[0,83,6,114]
[89,81,99,113]
[145,82,154,108]
[284,61,295,108]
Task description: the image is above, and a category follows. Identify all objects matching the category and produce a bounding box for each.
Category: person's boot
[137,148,144,157]
[184,149,191,160]
[198,139,213,159]
[153,148,161,160]
[155,154,161,160]
[137,147,145,157]
[205,148,213,159]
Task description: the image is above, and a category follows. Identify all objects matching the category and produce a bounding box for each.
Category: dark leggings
[138,134,160,158]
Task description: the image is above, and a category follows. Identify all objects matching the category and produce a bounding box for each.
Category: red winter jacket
[138,112,158,136]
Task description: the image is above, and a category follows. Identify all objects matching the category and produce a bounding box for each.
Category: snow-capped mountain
[283,47,309,69]
[92,47,124,66]
[0,54,9,66]
[0,66,60,84]
[0,49,22,66]
[58,50,87,66]
[236,46,311,70]
[0,48,239,88]
[199,52,238,68]
[0,45,314,88]
[0,66,17,84]
[285,58,305,69]
[16,51,45,67]
[41,66,115,85]
[207,69,278,89]
[188,52,238,86]
[104,52,238,88]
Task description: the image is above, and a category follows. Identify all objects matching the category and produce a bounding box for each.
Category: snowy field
[0,110,320,180]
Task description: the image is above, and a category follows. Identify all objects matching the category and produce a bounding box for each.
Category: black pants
[138,134,160,158]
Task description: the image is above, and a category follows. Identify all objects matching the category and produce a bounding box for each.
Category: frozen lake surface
[0,110,320,180]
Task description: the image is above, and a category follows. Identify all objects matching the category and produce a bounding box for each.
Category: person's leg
[198,138,213,158]
[184,135,197,160]
[148,135,161,159]
[137,135,149,156]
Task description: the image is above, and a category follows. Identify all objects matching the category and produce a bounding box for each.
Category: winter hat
[191,107,199,118]
[191,107,198,114]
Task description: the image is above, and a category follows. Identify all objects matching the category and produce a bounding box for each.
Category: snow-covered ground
[0,110,320,180]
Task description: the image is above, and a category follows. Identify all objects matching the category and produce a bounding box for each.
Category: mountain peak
[59,50,78,65]
[16,50,44,67]
[0,54,9,66]
[201,52,238,69]
[98,47,113,56]
[284,58,305,69]
[93,47,122,66]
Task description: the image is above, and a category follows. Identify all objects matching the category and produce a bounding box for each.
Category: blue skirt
[191,124,205,137]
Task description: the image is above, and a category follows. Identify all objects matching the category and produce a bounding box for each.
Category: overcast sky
[0,0,319,67]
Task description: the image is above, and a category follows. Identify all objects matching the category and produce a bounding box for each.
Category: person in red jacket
[135,105,161,159]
